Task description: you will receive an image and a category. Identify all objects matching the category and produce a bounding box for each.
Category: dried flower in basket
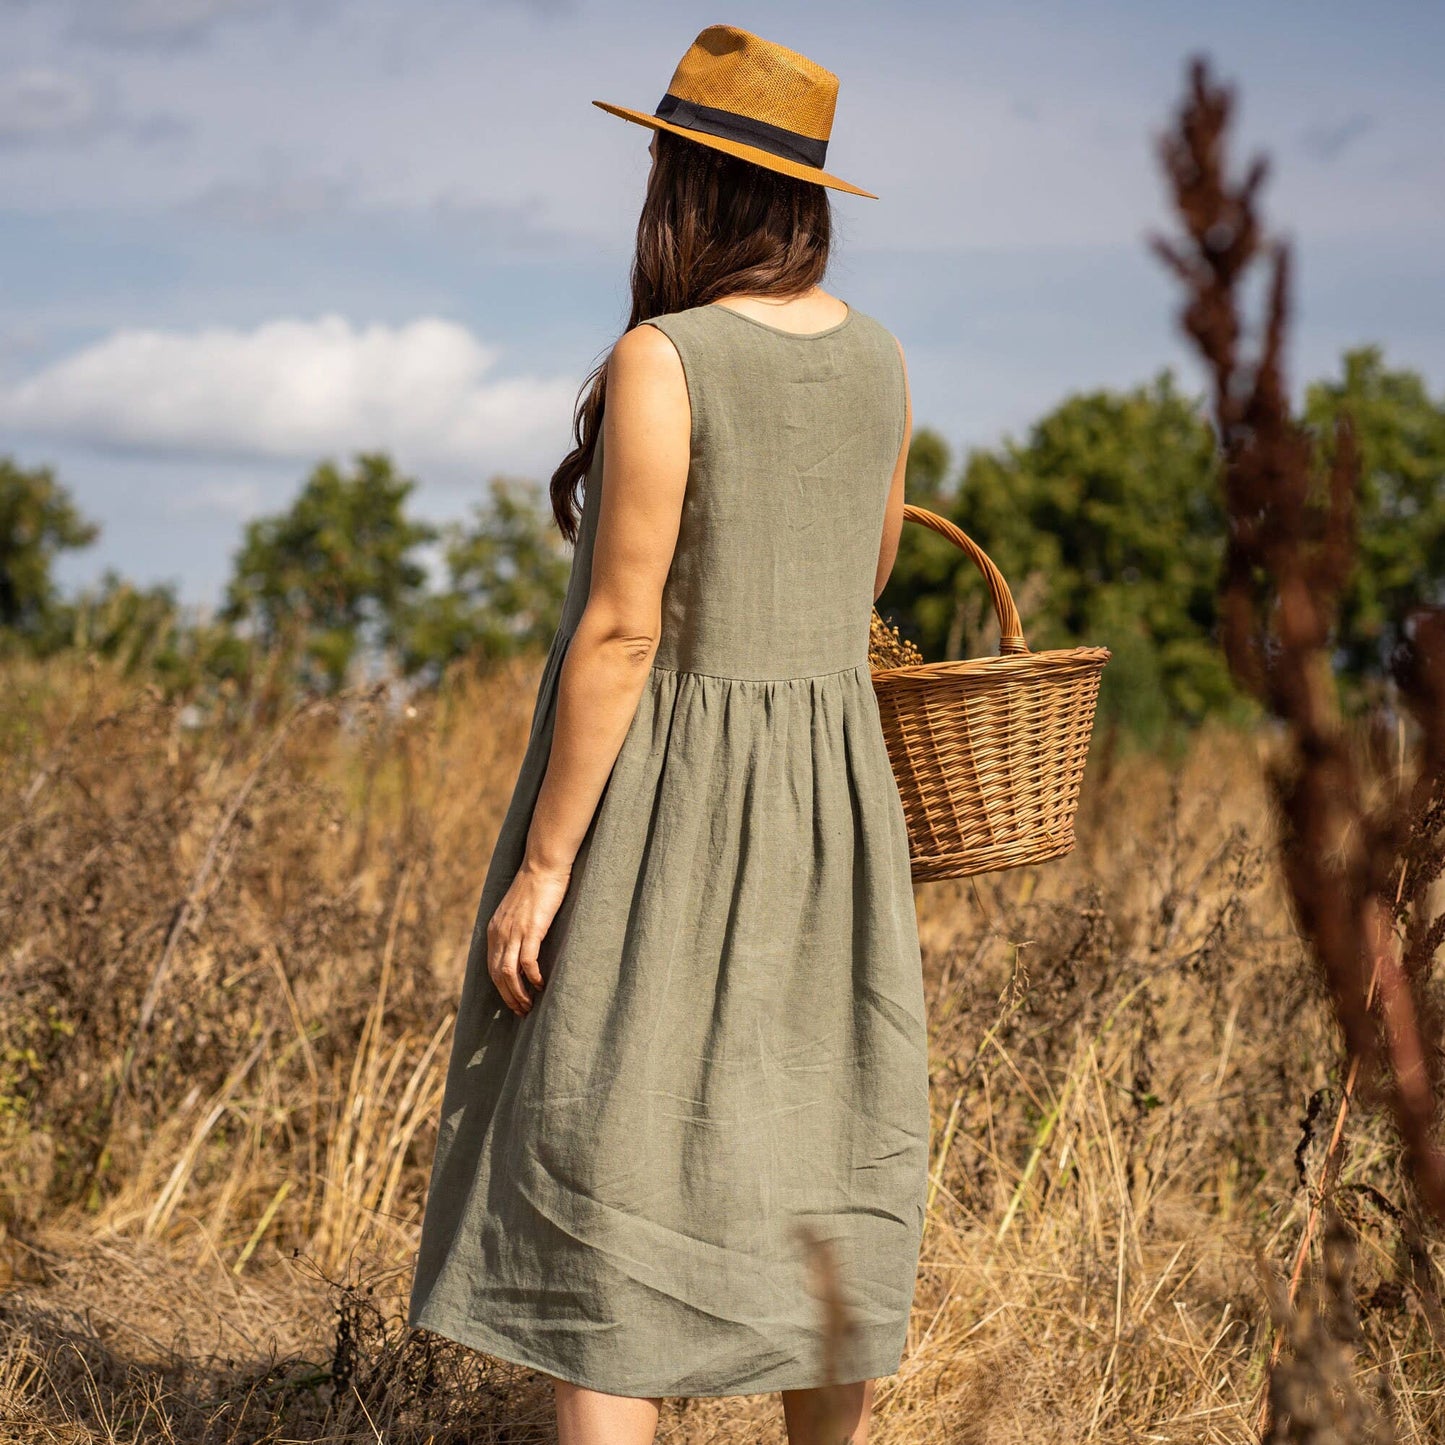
[868,608,923,671]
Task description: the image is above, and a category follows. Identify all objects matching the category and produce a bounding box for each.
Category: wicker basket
[871,505,1111,882]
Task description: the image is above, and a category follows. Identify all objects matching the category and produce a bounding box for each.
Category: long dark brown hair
[548,126,834,542]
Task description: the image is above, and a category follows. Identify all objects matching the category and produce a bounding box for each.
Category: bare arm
[524,323,689,871]
[485,321,690,1015]
[874,334,912,601]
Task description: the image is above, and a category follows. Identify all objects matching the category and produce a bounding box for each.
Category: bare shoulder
[610,320,684,375]
[606,322,689,441]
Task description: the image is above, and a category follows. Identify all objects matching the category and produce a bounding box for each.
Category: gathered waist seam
[648,659,871,684]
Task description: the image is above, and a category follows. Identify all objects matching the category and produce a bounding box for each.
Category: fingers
[501,933,531,1015]
[520,940,545,992]
[487,917,531,1016]
[488,919,528,1011]
[484,865,566,1017]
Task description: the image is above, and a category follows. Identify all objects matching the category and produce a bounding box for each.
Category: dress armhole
[635,317,700,463]
[889,329,908,465]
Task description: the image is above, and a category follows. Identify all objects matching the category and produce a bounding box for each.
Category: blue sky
[1,0,1442,606]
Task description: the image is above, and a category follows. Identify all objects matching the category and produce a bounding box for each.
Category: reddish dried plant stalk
[1153,59,1445,1223]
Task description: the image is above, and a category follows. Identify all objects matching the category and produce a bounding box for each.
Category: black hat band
[653,91,828,169]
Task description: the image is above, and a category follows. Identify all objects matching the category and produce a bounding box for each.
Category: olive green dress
[407,300,931,1398]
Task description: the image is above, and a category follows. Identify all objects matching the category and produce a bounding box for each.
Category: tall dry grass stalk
[311,864,452,1275]
[1153,56,1445,1440]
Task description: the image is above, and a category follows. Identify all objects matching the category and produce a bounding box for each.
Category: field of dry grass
[1,652,1441,1443]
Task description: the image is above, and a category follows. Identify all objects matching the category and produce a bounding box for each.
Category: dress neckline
[704,301,854,340]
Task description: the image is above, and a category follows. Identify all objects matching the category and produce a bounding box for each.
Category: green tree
[883,352,1445,743]
[903,425,952,509]
[0,457,99,649]
[1304,346,1445,693]
[874,425,961,660]
[401,475,571,676]
[69,570,184,675]
[883,372,1240,744]
[61,570,254,692]
[221,452,438,692]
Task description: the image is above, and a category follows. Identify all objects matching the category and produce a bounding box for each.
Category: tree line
[2,344,1441,744]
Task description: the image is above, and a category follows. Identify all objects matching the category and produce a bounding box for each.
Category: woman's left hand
[486,858,573,1016]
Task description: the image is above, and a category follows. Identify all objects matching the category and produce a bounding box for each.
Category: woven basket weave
[872,505,1111,882]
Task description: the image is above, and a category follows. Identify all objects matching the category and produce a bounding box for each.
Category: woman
[408,25,930,1445]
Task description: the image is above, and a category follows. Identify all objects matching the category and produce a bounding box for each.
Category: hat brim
[592,99,878,199]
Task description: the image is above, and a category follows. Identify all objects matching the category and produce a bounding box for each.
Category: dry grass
[1,650,1441,1442]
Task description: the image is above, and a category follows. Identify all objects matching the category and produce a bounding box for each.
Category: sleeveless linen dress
[407,300,931,1398]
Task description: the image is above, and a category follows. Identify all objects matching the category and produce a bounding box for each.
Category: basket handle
[902,503,1028,655]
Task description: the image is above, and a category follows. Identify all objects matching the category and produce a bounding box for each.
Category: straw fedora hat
[593,23,878,199]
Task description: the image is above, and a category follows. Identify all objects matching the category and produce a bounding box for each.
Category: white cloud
[0,65,188,151]
[173,168,578,249]
[0,315,579,476]
[0,68,100,144]
[67,0,295,46]
[1299,113,1374,164]
[173,478,265,517]
[182,170,356,227]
